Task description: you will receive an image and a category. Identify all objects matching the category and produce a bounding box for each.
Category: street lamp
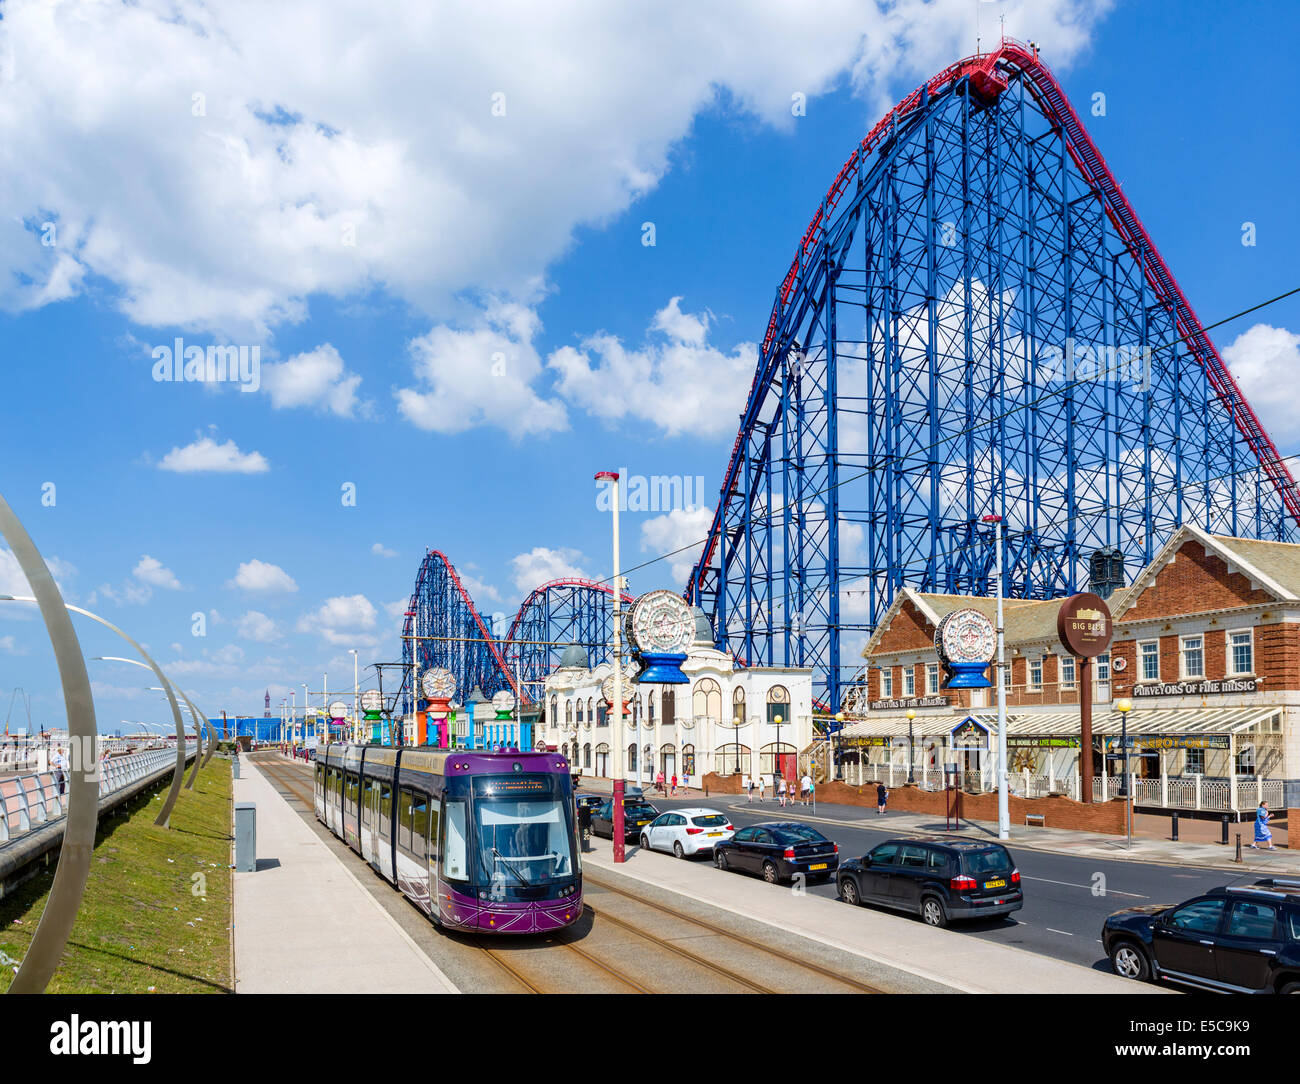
[773,713,784,783]
[595,469,627,863]
[1116,697,1133,849]
[906,708,916,784]
[834,712,845,781]
[349,649,359,743]
[982,512,1010,841]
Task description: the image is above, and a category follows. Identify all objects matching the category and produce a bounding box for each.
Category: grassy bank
[0,758,232,993]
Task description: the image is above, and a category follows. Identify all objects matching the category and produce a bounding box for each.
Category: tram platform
[232,760,458,993]
[582,836,1152,994]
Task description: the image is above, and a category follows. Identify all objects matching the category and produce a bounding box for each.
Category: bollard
[1221,814,1229,845]
[231,756,241,780]
[1235,833,1243,863]
[1171,810,1179,841]
[234,802,257,871]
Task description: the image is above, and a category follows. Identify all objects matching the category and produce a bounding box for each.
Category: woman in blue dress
[1251,801,1275,850]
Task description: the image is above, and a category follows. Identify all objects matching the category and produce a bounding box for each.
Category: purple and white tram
[315,743,582,934]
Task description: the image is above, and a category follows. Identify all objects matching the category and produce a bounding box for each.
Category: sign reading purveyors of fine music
[1131,677,1258,697]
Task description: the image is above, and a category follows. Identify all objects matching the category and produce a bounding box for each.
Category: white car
[639,807,734,858]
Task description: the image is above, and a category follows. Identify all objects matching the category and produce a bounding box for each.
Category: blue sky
[2,0,1299,733]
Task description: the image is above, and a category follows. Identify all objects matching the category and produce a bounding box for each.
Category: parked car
[1103,878,1300,993]
[592,798,660,840]
[639,808,734,858]
[714,822,839,884]
[837,837,1022,927]
[575,794,606,817]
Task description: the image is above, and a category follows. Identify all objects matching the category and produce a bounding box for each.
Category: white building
[540,620,815,787]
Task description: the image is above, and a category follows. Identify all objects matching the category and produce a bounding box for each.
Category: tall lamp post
[906,708,916,784]
[982,513,1010,841]
[834,712,845,781]
[1116,697,1133,849]
[595,470,627,863]
[773,713,784,782]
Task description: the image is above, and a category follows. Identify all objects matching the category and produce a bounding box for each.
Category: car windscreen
[771,826,828,845]
[960,847,1012,875]
[690,814,728,827]
[625,803,657,817]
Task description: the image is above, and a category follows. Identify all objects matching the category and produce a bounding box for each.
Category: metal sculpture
[687,40,1300,716]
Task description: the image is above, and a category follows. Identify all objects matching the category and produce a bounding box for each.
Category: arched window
[550,695,558,729]
[642,744,653,778]
[766,684,790,724]
[583,742,591,769]
[595,742,610,777]
[588,698,595,728]
[682,744,696,778]
[760,741,797,777]
[576,699,584,726]
[561,742,569,761]
[648,694,656,723]
[628,743,638,772]
[717,743,752,777]
[731,686,746,726]
[693,678,721,727]
[566,699,573,725]
[660,743,677,778]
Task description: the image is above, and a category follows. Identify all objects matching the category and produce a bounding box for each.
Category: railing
[0,744,196,845]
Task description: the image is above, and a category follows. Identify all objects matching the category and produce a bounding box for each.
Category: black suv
[837,837,1022,927]
[1103,878,1300,994]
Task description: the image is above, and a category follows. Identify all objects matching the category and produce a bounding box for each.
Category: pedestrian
[746,776,754,803]
[758,774,766,802]
[52,746,69,796]
[1251,801,1276,850]
[777,777,787,807]
[656,769,665,795]
[877,781,888,815]
[801,771,812,805]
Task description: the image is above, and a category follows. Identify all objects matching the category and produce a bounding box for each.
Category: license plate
[637,820,648,825]
[707,831,723,837]
[985,878,1006,889]
[809,863,828,871]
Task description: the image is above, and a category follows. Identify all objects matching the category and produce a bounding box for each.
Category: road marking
[1046,928,1075,936]
[1023,875,1146,899]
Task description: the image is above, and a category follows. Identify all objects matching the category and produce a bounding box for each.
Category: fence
[0,744,196,845]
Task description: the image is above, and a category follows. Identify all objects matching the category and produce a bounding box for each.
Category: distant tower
[264,689,271,717]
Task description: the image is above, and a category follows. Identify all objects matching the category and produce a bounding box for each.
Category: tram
[314,743,582,934]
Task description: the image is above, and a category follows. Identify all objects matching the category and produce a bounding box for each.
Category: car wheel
[640,834,650,850]
[673,840,685,859]
[715,849,729,871]
[1109,941,1151,982]
[840,878,860,906]
[762,861,779,884]
[920,896,948,928]
[1278,980,1300,995]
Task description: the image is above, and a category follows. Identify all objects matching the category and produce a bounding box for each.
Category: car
[639,807,734,858]
[1103,878,1300,994]
[714,822,839,884]
[575,794,606,817]
[836,837,1022,928]
[591,797,660,840]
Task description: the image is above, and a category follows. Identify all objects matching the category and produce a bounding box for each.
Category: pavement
[582,834,1155,994]
[231,759,458,994]
[579,778,1300,875]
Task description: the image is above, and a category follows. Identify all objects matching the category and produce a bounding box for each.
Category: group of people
[745,771,818,806]
[653,770,679,796]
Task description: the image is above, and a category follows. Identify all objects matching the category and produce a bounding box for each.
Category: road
[599,791,1257,973]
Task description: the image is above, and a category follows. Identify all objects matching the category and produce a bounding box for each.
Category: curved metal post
[178,689,208,789]
[0,496,98,994]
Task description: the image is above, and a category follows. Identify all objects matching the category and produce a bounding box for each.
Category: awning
[840,705,1282,739]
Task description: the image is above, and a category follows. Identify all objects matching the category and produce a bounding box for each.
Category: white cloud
[548,297,758,439]
[236,610,281,643]
[639,506,714,586]
[0,634,24,654]
[396,299,567,437]
[0,549,76,601]
[1223,323,1300,450]
[262,344,366,417]
[370,542,397,558]
[297,593,380,647]
[383,598,411,621]
[228,559,298,593]
[133,555,182,590]
[509,547,589,594]
[158,436,269,474]
[0,2,1109,336]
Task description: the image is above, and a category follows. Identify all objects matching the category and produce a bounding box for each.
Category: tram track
[252,754,880,993]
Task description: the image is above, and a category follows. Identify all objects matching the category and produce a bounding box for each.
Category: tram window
[380,783,392,839]
[427,801,440,863]
[398,787,413,851]
[361,778,374,826]
[443,800,468,880]
[410,792,429,858]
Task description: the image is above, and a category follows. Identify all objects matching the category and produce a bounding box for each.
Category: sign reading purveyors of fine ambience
[869,695,950,711]
[1132,677,1258,697]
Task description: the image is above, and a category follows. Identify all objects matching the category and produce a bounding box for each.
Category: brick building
[840,524,1299,813]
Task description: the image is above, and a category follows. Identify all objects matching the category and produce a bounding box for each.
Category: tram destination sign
[1132,677,1258,698]
[869,695,950,711]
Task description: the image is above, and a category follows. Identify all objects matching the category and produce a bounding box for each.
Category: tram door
[365,780,381,872]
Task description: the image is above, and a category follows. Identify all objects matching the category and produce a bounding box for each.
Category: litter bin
[231,755,241,780]
[234,802,257,871]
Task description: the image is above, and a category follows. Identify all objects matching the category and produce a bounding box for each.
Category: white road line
[1046,928,1075,936]
[1023,875,1146,899]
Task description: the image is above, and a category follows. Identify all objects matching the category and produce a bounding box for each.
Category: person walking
[757,775,766,803]
[801,771,812,806]
[876,781,888,815]
[655,768,665,795]
[1251,801,1276,849]
[746,776,755,803]
[777,777,787,807]
[52,746,69,796]
[670,773,678,796]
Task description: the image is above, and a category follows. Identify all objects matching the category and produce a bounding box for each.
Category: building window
[1180,637,1204,679]
[1228,630,1253,676]
[693,678,722,725]
[1060,655,1076,689]
[1002,664,1012,689]
[1029,657,1043,691]
[1185,747,1205,775]
[765,685,789,724]
[1236,744,1256,776]
[550,695,558,729]
[904,669,915,697]
[1139,641,1160,682]
[566,699,573,725]
[926,663,939,695]
[1096,653,1110,683]
[583,743,591,769]
[732,686,746,726]
[881,669,893,699]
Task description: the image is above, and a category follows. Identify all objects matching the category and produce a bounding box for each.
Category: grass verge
[0,758,232,993]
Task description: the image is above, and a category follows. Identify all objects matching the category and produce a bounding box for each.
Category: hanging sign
[1057,593,1113,658]
[950,716,991,749]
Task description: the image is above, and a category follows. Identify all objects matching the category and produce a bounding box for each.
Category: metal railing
[0,744,196,845]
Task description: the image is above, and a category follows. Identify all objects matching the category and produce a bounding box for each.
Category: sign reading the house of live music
[1056,592,1113,657]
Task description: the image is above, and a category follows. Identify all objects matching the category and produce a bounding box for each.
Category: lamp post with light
[1116,697,1133,849]
[595,470,627,863]
[906,708,916,784]
[834,712,845,781]
[773,713,784,783]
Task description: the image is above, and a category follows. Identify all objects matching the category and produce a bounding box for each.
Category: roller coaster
[404,40,1299,725]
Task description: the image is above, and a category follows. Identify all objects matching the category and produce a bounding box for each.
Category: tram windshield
[471,775,574,886]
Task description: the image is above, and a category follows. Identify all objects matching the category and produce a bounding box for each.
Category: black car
[1103,878,1300,994]
[591,798,660,841]
[837,837,1022,927]
[714,822,839,884]
[575,794,606,817]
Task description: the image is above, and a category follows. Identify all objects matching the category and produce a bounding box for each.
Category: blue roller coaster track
[686,40,1300,720]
